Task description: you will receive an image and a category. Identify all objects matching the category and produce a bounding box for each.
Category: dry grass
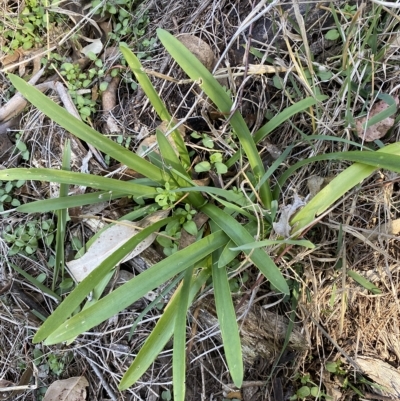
[1,0,400,400]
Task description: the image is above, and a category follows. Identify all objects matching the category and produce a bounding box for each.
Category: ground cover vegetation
[1,0,400,400]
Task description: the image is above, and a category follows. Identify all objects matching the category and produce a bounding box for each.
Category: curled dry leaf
[43,376,89,401]
[356,96,399,142]
[177,35,216,71]
[80,38,103,57]
[67,210,169,282]
[102,75,121,133]
[274,194,308,237]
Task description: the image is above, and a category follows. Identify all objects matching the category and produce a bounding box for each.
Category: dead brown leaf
[356,96,399,142]
[43,376,89,401]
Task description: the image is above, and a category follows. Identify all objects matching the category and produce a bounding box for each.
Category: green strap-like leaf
[9,74,166,183]
[290,143,400,231]
[231,239,315,251]
[226,96,327,168]
[202,203,289,295]
[157,28,271,207]
[34,216,177,343]
[120,45,190,167]
[218,221,258,268]
[212,257,243,387]
[173,265,194,401]
[16,191,130,213]
[42,231,229,344]
[119,267,211,390]
[0,168,157,198]
[156,129,188,176]
[54,140,70,288]
[347,270,381,294]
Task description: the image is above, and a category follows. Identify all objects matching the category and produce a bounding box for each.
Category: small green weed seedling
[3,218,55,256]
[0,0,65,52]
[91,0,155,57]
[161,389,172,401]
[156,204,198,255]
[194,152,228,174]
[290,373,327,400]
[33,347,73,376]
[60,55,106,120]
[191,132,215,148]
[14,135,30,161]
[0,179,25,212]
[325,360,368,396]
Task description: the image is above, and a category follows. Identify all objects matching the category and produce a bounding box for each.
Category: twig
[79,348,118,401]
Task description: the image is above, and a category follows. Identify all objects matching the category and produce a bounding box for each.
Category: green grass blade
[42,231,229,344]
[53,140,70,289]
[119,267,211,390]
[202,203,289,295]
[156,129,188,176]
[172,186,249,207]
[16,191,130,213]
[347,270,381,294]
[0,168,157,198]
[212,258,243,387]
[173,265,194,401]
[290,143,400,231]
[33,216,177,343]
[226,96,326,168]
[10,262,61,302]
[218,221,258,268]
[230,239,315,251]
[9,74,166,183]
[253,95,328,143]
[361,93,397,129]
[157,28,271,207]
[120,45,190,167]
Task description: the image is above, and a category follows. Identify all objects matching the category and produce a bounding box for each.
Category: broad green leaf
[157,28,271,207]
[230,239,315,251]
[212,257,243,387]
[9,74,166,183]
[119,267,211,390]
[291,143,400,231]
[0,168,157,198]
[173,265,194,401]
[347,270,381,294]
[120,45,190,167]
[202,204,289,295]
[42,231,229,344]
[34,216,177,343]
